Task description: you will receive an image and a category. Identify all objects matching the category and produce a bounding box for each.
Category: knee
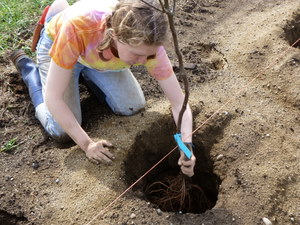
[44,120,72,143]
[35,103,74,143]
[50,132,72,143]
[107,93,146,116]
[116,104,145,116]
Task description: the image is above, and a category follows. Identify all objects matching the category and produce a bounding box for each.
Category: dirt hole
[181,42,228,71]
[283,14,300,48]
[124,114,230,214]
[0,210,27,225]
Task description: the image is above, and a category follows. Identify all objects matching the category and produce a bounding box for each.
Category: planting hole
[124,114,230,214]
[283,14,300,48]
[0,210,27,225]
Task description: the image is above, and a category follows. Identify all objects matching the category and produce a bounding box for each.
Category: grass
[0,0,53,55]
[0,138,19,152]
[0,0,76,56]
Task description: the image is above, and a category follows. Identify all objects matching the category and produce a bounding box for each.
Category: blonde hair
[98,0,168,54]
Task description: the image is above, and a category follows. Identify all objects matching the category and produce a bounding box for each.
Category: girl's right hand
[85,140,115,164]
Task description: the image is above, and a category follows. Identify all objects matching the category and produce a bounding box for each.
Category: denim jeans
[35,28,145,142]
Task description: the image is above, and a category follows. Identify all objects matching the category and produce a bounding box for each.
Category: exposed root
[145,173,212,213]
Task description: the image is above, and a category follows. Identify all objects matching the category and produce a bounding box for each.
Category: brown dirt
[0,0,300,224]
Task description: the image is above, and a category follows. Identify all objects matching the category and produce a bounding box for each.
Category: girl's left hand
[85,140,114,164]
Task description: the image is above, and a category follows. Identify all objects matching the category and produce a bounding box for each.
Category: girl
[11,0,195,176]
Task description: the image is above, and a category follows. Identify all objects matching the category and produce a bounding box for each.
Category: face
[113,38,159,65]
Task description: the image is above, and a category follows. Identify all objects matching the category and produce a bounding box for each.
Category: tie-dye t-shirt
[46,0,173,80]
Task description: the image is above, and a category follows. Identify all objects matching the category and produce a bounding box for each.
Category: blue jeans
[35,28,145,142]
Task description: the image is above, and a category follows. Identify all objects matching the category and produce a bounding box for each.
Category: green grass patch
[0,138,19,152]
[0,0,76,56]
[0,0,53,55]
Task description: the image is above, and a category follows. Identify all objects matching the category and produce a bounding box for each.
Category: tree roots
[145,173,212,213]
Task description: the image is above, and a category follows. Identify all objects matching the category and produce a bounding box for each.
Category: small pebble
[156,208,163,216]
[262,217,272,225]
[32,162,40,170]
[130,213,136,219]
[216,154,224,161]
[55,178,60,184]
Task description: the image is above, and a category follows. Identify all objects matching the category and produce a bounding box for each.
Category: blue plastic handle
[173,133,192,159]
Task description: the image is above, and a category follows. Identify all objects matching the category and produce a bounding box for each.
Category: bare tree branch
[139,0,165,13]
[162,0,189,133]
[158,0,166,13]
[171,0,176,14]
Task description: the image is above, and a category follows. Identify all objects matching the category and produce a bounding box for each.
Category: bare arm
[158,74,195,177]
[157,73,193,142]
[45,60,114,163]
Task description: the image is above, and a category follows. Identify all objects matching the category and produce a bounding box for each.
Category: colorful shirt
[46,0,173,80]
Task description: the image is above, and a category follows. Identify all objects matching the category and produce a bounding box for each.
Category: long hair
[98,0,168,56]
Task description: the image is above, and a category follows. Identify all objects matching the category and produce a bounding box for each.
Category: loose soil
[0,0,299,225]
